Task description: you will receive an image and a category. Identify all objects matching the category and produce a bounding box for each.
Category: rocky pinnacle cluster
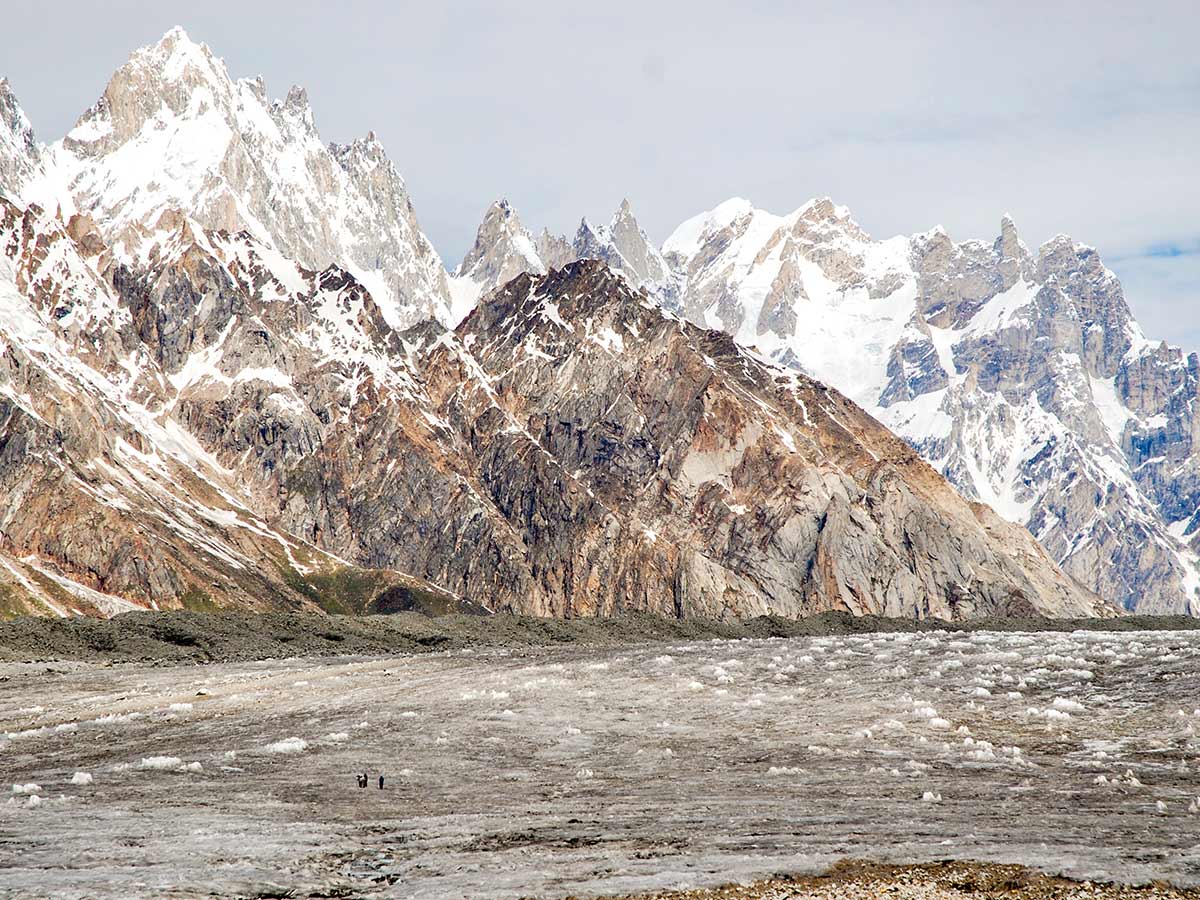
[0,27,1191,617]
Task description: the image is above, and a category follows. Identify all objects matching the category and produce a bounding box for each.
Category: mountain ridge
[19,27,453,331]
[0,26,1188,618]
[456,193,1200,615]
[0,177,1111,618]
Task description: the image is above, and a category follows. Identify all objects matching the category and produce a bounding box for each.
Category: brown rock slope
[0,196,1106,620]
[404,259,1106,619]
[0,199,463,618]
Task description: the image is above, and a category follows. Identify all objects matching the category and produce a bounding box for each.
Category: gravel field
[2,627,1199,898]
[597,859,1200,900]
[0,609,1195,665]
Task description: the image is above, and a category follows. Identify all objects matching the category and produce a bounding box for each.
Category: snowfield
[0,630,1198,898]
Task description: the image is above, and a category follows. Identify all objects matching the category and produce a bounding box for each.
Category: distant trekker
[378,774,384,790]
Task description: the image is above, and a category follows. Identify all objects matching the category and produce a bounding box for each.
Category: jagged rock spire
[535,227,573,269]
[0,77,40,199]
[457,198,545,283]
[41,26,451,329]
[994,213,1033,289]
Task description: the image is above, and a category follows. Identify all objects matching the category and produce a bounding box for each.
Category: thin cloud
[1141,242,1200,260]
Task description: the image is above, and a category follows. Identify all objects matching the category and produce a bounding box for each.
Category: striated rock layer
[456,192,1200,616]
[0,27,1152,620]
[0,197,468,618]
[0,179,1107,619]
[416,260,1104,619]
[658,199,1200,615]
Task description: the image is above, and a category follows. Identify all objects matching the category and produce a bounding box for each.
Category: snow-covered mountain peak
[332,129,388,165]
[0,77,36,162]
[573,215,603,242]
[1037,232,1101,266]
[132,25,217,78]
[911,223,951,245]
[275,85,316,132]
[36,28,452,329]
[779,197,875,256]
[447,199,545,323]
[596,198,675,298]
[1034,233,1124,314]
[329,130,402,182]
[0,77,42,202]
[660,194,1200,613]
[710,195,755,221]
[154,24,202,53]
[795,196,858,227]
[662,197,781,262]
[456,199,543,281]
[65,26,231,149]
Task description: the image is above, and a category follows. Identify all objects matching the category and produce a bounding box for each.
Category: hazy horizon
[6,1,1198,348]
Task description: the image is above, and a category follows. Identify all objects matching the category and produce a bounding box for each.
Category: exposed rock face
[450,200,546,322]
[0,184,1106,620]
[0,28,1161,619]
[450,198,679,308]
[607,199,674,289]
[535,227,574,270]
[415,260,1103,618]
[43,27,451,329]
[0,78,39,200]
[457,200,544,284]
[0,196,463,618]
[136,242,1102,619]
[662,199,1200,614]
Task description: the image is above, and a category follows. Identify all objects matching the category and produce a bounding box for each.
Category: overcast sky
[5,1,1199,347]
